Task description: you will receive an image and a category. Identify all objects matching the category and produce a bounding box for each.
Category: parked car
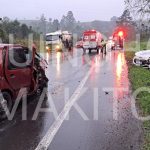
[0,44,48,120]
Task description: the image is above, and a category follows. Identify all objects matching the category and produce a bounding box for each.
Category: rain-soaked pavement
[0,48,143,150]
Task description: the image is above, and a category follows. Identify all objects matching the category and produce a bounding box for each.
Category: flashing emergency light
[118,31,124,37]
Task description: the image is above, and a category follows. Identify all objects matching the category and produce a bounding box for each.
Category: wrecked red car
[0,44,48,120]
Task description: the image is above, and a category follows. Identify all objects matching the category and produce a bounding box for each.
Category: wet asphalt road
[0,48,143,150]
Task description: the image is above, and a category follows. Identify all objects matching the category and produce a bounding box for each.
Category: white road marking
[35,66,94,150]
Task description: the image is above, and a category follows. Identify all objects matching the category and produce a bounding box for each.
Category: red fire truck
[82,30,104,53]
[112,29,125,50]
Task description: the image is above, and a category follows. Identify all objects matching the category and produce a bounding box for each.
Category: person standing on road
[65,39,69,49]
[101,39,107,55]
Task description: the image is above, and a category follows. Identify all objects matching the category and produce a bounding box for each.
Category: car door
[5,47,33,91]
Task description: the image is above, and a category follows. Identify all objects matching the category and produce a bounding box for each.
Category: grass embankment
[125,41,150,150]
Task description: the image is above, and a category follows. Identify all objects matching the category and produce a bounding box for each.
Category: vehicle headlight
[56,45,60,49]
[46,46,49,50]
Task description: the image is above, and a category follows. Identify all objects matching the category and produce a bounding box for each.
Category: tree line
[1,4,149,43]
[124,0,150,39]
[20,11,116,38]
[0,11,94,42]
[0,17,39,43]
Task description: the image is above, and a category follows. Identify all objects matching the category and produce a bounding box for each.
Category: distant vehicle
[82,30,104,53]
[45,30,73,52]
[0,44,48,120]
[108,37,115,50]
[112,30,125,50]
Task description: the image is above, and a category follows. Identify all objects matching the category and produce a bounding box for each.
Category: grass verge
[125,41,150,150]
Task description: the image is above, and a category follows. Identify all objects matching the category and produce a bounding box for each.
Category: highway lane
[0,48,143,150]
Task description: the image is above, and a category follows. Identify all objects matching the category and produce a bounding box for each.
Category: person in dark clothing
[65,39,70,49]
[101,39,107,55]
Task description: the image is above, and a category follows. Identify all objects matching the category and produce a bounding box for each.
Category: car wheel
[97,48,99,54]
[0,92,13,120]
[89,49,91,54]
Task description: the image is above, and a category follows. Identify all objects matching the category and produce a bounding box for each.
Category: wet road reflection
[47,49,142,150]
[112,51,129,99]
[56,52,62,78]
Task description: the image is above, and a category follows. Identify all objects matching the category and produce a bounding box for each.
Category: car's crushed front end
[133,50,150,68]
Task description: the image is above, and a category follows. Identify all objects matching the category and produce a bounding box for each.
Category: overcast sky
[1,0,125,21]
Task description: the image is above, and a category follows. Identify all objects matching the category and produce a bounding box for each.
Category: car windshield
[83,35,96,40]
[46,35,60,41]
[83,36,89,40]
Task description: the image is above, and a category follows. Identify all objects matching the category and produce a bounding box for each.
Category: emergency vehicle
[112,29,125,50]
[82,30,104,53]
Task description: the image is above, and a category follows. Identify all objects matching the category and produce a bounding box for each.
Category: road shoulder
[125,48,150,150]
